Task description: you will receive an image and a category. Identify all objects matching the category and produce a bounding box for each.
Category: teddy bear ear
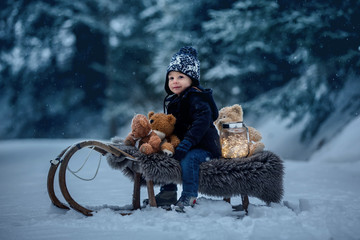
[233,104,243,115]
[148,111,155,119]
[167,114,176,125]
[140,117,149,128]
[133,114,141,122]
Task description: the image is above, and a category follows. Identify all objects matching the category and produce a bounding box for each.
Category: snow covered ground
[0,117,360,240]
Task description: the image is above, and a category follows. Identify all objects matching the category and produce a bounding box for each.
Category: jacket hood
[165,86,219,121]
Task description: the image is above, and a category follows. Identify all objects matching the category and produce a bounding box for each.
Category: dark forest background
[1,0,359,150]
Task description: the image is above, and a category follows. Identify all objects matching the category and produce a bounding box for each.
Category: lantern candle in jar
[220,122,250,159]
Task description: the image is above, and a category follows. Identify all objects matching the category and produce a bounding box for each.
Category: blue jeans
[180,149,212,197]
[160,149,212,197]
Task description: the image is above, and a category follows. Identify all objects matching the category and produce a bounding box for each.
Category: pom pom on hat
[165,46,200,94]
[178,46,198,57]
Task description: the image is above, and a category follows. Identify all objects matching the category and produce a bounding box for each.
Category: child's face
[168,71,192,95]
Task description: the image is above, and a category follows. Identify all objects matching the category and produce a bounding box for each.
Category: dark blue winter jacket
[164,86,221,158]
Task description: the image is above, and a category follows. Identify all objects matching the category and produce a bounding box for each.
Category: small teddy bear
[214,104,265,156]
[124,114,162,155]
[148,111,180,157]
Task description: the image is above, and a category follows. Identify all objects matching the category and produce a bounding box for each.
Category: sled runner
[47,140,284,216]
[47,140,144,216]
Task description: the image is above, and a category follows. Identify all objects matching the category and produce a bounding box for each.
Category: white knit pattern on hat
[167,46,200,82]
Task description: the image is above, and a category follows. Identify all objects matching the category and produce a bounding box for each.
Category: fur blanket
[107,143,284,204]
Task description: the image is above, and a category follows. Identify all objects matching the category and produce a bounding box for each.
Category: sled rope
[69,146,95,173]
[67,146,102,181]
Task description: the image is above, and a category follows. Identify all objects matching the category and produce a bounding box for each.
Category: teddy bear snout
[217,119,226,126]
[153,130,166,140]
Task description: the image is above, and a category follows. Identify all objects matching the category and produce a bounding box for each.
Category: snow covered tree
[200,0,360,143]
[139,0,234,95]
[0,0,124,138]
[201,0,299,105]
[1,0,358,145]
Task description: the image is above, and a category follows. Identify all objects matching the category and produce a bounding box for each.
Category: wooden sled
[47,140,283,216]
[48,140,165,216]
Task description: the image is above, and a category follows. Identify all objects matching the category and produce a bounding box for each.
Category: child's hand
[173,139,192,160]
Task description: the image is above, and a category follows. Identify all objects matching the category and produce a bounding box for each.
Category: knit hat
[165,46,200,94]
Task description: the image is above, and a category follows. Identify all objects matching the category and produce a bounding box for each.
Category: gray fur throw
[107,143,284,204]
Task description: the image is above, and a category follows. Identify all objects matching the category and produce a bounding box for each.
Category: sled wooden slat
[59,142,94,216]
[47,146,70,210]
[132,173,141,210]
[146,180,157,208]
[107,144,136,159]
[242,195,249,214]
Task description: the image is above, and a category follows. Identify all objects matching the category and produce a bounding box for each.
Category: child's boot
[143,189,177,207]
[174,195,197,212]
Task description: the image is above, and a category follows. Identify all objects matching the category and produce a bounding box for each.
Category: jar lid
[222,122,244,128]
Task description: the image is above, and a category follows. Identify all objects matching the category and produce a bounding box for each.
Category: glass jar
[220,122,250,159]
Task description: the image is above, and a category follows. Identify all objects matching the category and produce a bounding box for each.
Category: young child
[157,46,221,212]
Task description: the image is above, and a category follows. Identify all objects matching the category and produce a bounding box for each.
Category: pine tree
[200,0,360,142]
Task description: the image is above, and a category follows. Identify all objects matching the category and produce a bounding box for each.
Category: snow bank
[309,116,360,162]
[256,115,311,160]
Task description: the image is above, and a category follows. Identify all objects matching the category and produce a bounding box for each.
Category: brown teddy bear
[214,104,265,156]
[148,111,180,157]
[124,114,162,155]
